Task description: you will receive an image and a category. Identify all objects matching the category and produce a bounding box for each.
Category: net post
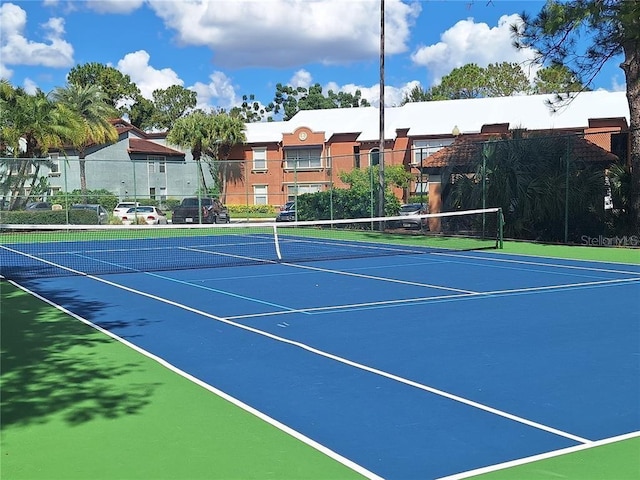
[272,224,283,260]
[497,208,504,249]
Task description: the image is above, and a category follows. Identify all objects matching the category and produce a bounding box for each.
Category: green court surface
[1,241,638,479]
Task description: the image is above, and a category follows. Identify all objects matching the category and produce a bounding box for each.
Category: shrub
[50,189,118,211]
[0,209,100,224]
[227,204,277,216]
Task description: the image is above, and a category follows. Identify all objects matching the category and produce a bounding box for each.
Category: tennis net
[1,208,503,279]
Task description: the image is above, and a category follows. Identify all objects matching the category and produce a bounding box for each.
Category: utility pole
[378,0,385,223]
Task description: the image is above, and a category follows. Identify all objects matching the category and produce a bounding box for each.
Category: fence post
[564,137,573,243]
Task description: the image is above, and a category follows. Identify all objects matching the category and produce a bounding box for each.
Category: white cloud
[148,0,420,68]
[0,62,13,81]
[85,0,145,14]
[289,70,313,89]
[292,74,418,108]
[411,14,539,85]
[0,3,74,68]
[610,75,626,93]
[191,71,239,111]
[116,50,183,99]
[22,78,39,94]
[346,80,421,108]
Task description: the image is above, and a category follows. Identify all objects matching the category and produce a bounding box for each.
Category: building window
[253,148,267,171]
[369,148,380,166]
[353,146,361,169]
[285,148,322,169]
[286,183,322,201]
[412,139,453,165]
[150,187,156,200]
[148,162,155,173]
[253,185,268,205]
[49,153,60,174]
[159,162,166,173]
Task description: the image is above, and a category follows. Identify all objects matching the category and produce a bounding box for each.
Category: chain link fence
[1,128,635,244]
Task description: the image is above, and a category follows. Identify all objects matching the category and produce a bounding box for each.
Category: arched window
[369,148,380,166]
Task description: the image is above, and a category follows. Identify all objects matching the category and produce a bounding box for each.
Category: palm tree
[167,111,211,193]
[50,84,118,202]
[204,114,246,204]
[1,87,81,208]
[168,111,246,202]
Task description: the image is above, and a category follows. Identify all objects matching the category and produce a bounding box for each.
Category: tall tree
[267,83,370,120]
[203,114,246,204]
[404,63,531,103]
[401,85,432,104]
[168,112,246,202]
[230,94,270,123]
[149,85,197,131]
[67,62,140,116]
[431,63,487,99]
[51,83,119,202]
[128,93,156,131]
[167,111,212,193]
[533,64,586,94]
[0,86,80,207]
[514,0,640,231]
[484,62,531,96]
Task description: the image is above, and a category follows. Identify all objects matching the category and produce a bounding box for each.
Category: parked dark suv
[71,204,109,224]
[26,201,52,210]
[172,197,230,224]
[276,201,296,222]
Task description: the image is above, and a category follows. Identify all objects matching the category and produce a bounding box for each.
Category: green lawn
[1,241,638,479]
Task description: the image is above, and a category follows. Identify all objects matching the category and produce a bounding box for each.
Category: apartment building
[41,90,630,214]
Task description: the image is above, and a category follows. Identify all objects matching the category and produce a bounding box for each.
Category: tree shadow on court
[1,281,161,428]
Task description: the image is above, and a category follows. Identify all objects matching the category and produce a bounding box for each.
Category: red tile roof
[424,132,619,168]
[128,138,185,156]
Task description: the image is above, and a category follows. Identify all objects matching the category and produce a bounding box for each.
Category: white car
[113,202,140,219]
[121,206,168,225]
[398,203,429,229]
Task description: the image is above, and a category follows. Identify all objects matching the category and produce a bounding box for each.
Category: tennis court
[2,213,639,479]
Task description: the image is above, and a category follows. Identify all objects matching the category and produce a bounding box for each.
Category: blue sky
[0,0,626,119]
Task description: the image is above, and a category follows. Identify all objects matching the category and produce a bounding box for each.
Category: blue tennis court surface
[4,244,639,479]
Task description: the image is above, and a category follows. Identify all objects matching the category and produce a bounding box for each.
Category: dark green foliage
[0,209,100,225]
[227,204,277,216]
[267,83,371,120]
[295,187,401,222]
[443,134,609,242]
[50,189,118,211]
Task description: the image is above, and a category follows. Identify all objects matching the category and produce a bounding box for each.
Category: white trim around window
[253,185,268,205]
[252,148,267,171]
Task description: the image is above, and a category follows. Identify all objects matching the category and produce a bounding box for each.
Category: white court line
[437,431,640,480]
[228,276,640,320]
[2,274,383,480]
[0,245,592,445]
[435,251,640,276]
[280,261,479,294]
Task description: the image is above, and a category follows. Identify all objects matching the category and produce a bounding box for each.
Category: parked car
[113,202,140,219]
[276,201,296,222]
[26,201,52,210]
[121,206,168,225]
[70,204,109,224]
[398,203,428,229]
[172,197,230,224]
